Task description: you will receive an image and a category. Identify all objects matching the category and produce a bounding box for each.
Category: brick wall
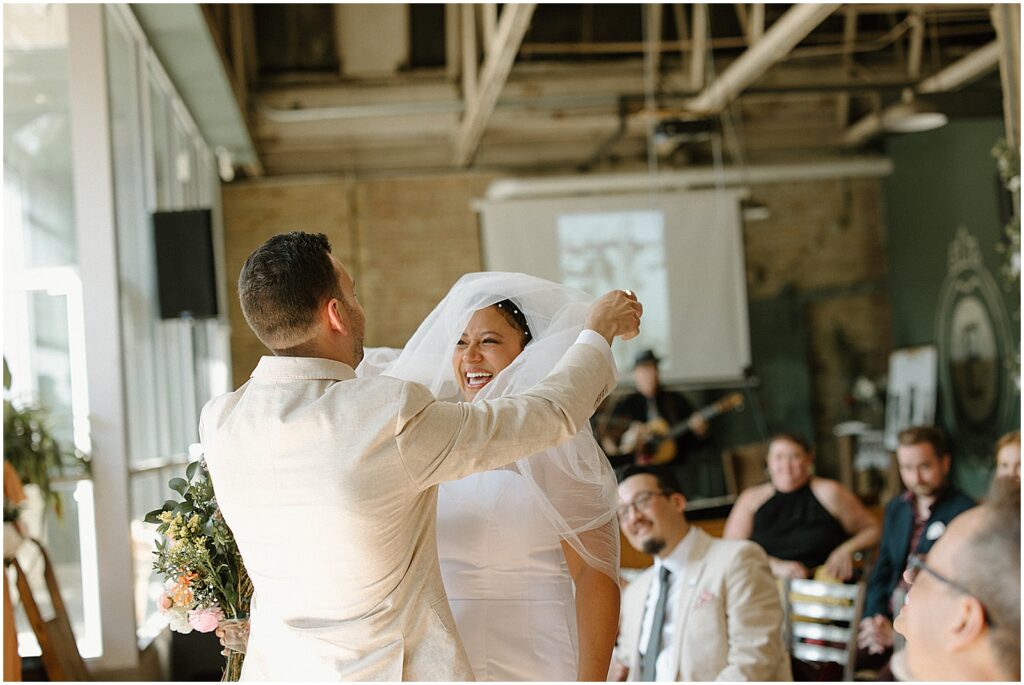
[744,177,893,474]
[221,173,493,386]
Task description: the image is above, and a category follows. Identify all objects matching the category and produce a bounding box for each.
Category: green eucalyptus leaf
[143,509,164,524]
[185,460,199,481]
[168,478,189,496]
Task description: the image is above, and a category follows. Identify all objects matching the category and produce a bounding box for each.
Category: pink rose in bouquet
[189,606,225,633]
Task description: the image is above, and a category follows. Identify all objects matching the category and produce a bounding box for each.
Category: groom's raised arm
[394,289,641,490]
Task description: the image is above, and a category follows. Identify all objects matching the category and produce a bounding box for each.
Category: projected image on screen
[557,210,670,374]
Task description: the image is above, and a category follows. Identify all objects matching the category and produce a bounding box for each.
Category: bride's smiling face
[452,305,526,400]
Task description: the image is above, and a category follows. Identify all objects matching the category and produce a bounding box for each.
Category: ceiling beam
[481,4,498,52]
[917,40,999,93]
[735,4,750,42]
[989,4,1020,147]
[445,4,460,82]
[685,3,840,114]
[836,6,858,127]
[749,4,766,44]
[690,4,707,91]
[644,4,663,95]
[453,3,536,166]
[461,4,478,103]
[907,8,925,78]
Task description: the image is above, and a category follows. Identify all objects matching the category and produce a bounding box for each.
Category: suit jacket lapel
[664,528,712,680]
[626,569,655,681]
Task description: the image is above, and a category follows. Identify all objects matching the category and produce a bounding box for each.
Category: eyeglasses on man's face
[617,490,671,519]
[905,554,996,627]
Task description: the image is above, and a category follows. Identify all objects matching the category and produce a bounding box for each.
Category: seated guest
[995,430,1020,482]
[722,433,881,581]
[857,426,975,666]
[611,465,790,681]
[894,477,1019,681]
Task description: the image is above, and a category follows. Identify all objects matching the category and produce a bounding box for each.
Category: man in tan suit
[201,232,641,680]
[611,465,789,681]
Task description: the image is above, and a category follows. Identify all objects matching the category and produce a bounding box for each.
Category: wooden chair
[782,578,866,682]
[721,441,768,495]
[9,537,90,681]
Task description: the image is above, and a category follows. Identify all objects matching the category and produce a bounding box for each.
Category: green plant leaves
[168,478,189,496]
[186,460,200,481]
[3,383,90,519]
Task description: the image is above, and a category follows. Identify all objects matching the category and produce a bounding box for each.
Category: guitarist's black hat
[633,349,661,368]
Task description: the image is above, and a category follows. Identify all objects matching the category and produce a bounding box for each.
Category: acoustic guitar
[635,392,745,465]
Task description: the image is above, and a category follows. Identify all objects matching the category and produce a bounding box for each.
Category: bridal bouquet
[145,458,251,681]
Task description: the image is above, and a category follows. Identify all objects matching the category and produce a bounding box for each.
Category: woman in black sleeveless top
[723,434,881,580]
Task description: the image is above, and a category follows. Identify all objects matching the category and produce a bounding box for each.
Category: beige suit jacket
[617,528,790,681]
[201,342,614,681]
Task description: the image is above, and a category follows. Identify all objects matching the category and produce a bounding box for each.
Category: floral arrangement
[993,137,1021,390]
[145,458,251,681]
[993,138,1021,296]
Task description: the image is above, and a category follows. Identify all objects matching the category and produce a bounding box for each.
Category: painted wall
[885,118,1021,497]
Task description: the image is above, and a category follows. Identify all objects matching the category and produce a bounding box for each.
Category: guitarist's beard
[641,537,666,556]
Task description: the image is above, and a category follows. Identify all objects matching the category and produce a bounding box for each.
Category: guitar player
[600,349,710,475]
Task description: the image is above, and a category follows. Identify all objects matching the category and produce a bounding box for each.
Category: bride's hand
[585,290,643,343]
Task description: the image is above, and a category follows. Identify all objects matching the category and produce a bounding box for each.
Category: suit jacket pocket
[430,597,456,633]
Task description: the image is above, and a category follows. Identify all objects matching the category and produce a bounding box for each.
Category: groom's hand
[586,290,643,344]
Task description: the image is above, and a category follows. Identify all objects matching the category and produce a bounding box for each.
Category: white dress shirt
[638,528,697,681]
[576,328,616,369]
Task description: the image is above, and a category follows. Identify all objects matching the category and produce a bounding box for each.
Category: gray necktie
[640,565,671,681]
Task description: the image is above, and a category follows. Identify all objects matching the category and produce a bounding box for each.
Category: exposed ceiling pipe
[841,111,884,148]
[842,40,1001,146]
[684,3,840,114]
[484,156,893,202]
[917,40,1000,93]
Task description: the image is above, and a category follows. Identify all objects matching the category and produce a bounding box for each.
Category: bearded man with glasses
[610,465,789,681]
[894,477,1020,681]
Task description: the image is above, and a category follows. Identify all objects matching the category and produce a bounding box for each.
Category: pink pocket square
[695,589,717,606]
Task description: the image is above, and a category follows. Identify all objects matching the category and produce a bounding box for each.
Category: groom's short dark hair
[616,464,681,495]
[238,232,343,350]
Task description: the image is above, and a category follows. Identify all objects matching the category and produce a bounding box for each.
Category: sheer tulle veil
[357,272,621,581]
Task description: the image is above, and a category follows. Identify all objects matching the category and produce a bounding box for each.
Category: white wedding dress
[360,272,620,682]
[437,469,579,681]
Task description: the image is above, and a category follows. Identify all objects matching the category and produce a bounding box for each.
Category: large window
[3,3,101,659]
[4,4,231,667]
[101,5,230,640]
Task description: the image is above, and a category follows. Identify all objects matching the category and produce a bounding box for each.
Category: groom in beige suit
[201,232,641,681]
[612,465,789,681]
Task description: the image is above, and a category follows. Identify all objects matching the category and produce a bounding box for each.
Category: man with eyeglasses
[894,477,1019,681]
[857,426,975,673]
[610,465,789,681]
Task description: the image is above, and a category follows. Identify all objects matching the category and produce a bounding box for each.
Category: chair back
[721,442,768,495]
[782,577,866,681]
[10,537,91,681]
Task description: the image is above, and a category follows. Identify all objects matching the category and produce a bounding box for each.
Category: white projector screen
[478,189,751,384]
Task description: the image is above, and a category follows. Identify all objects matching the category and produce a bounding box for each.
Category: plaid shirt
[890,490,932,614]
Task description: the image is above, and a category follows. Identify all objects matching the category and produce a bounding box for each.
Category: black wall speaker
[152,209,219,320]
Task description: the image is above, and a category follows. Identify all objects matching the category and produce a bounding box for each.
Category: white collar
[653,526,695,578]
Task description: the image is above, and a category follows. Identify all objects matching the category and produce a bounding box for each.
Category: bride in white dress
[361,272,621,681]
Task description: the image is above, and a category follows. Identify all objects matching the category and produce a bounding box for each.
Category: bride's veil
[357,271,621,581]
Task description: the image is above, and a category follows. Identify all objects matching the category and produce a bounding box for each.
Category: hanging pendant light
[882,88,949,133]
